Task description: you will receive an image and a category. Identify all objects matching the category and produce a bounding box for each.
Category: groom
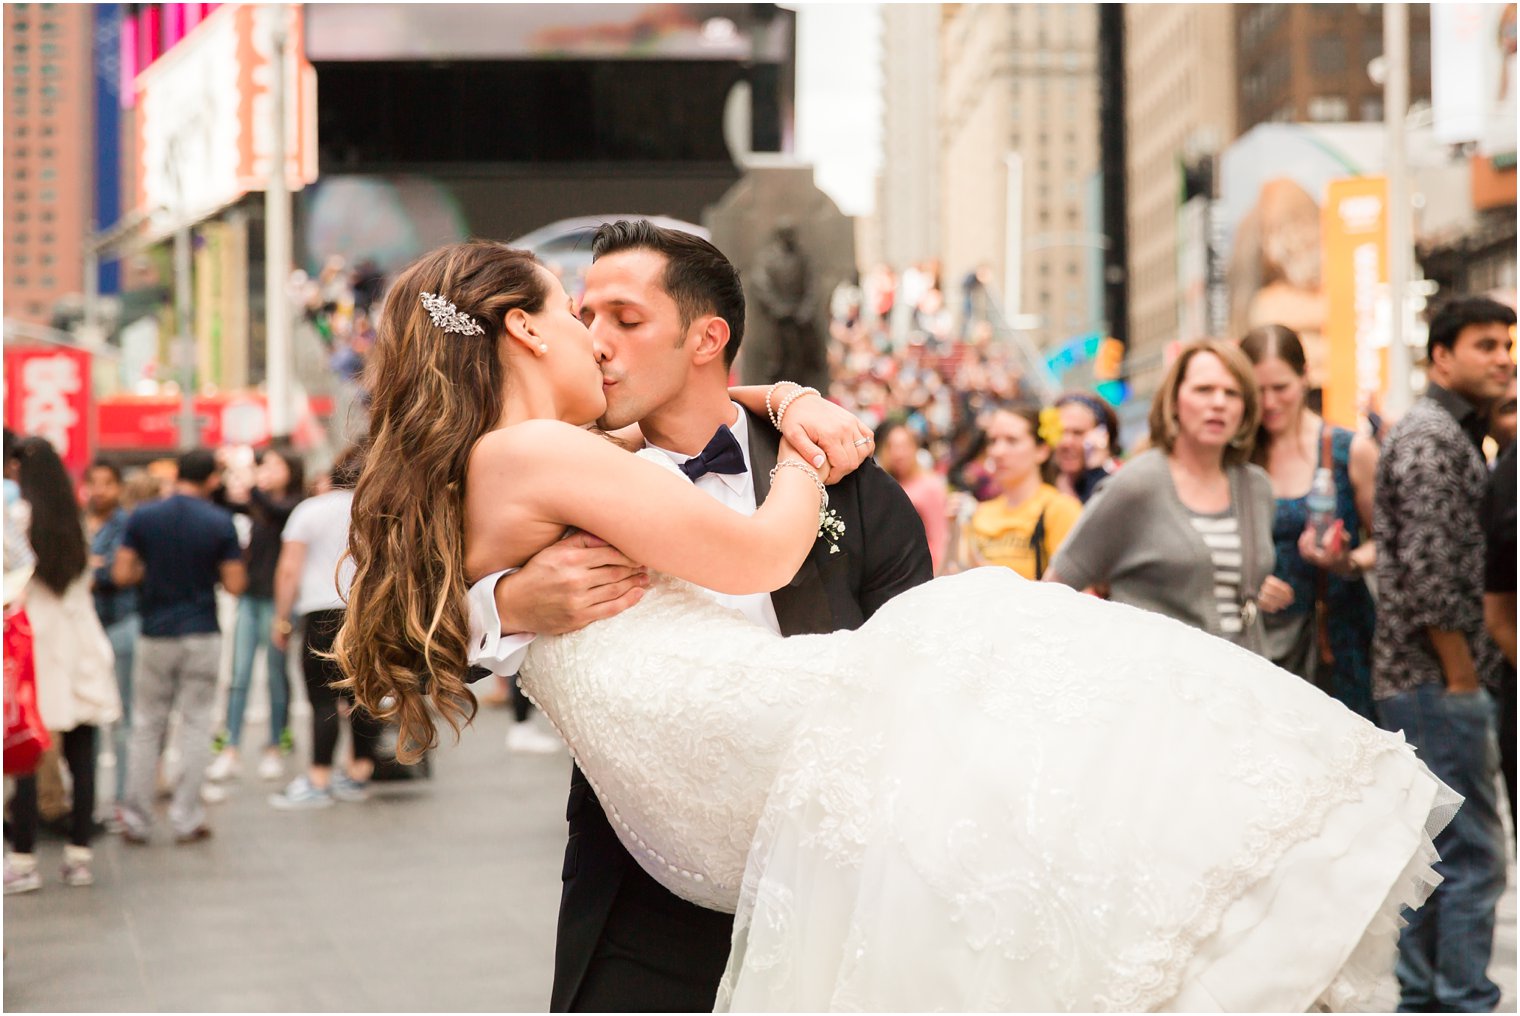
[466,220,933,1012]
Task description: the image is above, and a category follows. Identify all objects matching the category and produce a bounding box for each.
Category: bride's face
[528,267,607,426]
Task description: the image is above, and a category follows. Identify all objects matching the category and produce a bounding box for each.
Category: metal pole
[265,6,293,439]
[1384,2,1412,417]
[174,225,197,449]
[80,220,103,349]
[1003,151,1023,320]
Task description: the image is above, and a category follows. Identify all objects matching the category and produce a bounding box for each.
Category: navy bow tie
[679,425,746,482]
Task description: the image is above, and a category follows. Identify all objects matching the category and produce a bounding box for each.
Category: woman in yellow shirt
[957,403,1084,580]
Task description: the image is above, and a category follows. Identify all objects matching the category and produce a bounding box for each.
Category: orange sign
[1321,177,1389,429]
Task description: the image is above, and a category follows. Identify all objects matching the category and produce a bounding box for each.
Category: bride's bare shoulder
[470,421,626,483]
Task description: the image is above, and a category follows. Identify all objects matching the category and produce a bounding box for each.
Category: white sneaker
[505,722,562,754]
[206,750,238,782]
[256,752,284,782]
[200,783,229,805]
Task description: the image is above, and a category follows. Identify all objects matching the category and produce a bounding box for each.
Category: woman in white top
[267,445,371,810]
[6,438,120,893]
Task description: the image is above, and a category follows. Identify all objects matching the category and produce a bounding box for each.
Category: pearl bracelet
[768,458,829,512]
[766,380,799,431]
[775,386,820,429]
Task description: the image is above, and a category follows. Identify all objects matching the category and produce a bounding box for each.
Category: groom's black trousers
[554,779,732,1012]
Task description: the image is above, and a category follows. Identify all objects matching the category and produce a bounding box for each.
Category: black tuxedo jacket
[550,408,934,1012]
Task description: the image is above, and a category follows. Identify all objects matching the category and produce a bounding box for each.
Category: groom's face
[581,249,695,430]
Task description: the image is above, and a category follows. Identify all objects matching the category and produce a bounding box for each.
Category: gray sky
[794,4,882,217]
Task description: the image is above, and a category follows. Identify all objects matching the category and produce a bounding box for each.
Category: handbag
[4,603,52,776]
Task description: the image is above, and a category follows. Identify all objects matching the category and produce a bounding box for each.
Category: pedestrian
[111,449,247,844]
[82,459,140,820]
[1047,340,1289,652]
[1051,391,1123,503]
[875,419,949,572]
[954,403,1082,581]
[268,444,379,809]
[1485,435,1517,832]
[1372,295,1515,1012]
[1241,325,1379,719]
[209,444,305,784]
[5,438,120,893]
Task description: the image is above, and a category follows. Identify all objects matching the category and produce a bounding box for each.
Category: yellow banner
[1321,177,1389,429]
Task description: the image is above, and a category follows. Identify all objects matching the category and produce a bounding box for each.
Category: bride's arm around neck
[465,419,823,596]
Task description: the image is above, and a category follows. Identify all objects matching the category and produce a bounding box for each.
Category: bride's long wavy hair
[333,240,548,763]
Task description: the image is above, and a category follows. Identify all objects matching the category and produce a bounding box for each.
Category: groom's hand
[496,532,650,636]
[781,394,876,481]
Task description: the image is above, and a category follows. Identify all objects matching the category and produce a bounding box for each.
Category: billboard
[304,4,792,63]
[4,347,94,477]
[134,3,318,237]
[1432,3,1517,157]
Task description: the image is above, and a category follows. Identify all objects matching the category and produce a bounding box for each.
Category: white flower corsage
[819,507,846,554]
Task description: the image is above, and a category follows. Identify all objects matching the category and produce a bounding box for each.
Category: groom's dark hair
[592,219,747,368]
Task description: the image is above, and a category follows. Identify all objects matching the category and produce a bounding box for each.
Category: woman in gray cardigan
[1047,340,1294,654]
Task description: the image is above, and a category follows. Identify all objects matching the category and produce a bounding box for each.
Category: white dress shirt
[466,404,782,676]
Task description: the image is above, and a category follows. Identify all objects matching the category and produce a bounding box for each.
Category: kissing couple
[334,221,1457,1011]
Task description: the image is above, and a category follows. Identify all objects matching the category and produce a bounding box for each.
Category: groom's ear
[689,315,731,368]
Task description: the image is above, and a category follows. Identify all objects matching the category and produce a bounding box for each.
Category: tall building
[1236,4,1432,134]
[4,3,95,326]
[1122,4,1237,396]
[939,3,1100,351]
[877,4,941,270]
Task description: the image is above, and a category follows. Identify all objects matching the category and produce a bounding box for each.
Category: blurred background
[0,1,1514,470]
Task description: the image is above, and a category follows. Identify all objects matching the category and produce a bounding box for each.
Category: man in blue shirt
[112,449,246,843]
[84,460,140,812]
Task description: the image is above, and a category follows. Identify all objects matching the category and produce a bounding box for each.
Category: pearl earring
[538,343,548,354]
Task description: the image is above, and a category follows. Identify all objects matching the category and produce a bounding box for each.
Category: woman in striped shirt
[1047,340,1293,653]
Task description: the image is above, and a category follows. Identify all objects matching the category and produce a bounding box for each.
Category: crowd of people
[2,233,1516,1009]
[2,425,566,891]
[865,294,1517,1012]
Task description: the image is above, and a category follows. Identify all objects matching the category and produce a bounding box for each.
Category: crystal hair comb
[420,292,485,336]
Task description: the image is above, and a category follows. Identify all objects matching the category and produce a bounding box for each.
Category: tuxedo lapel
[742,409,836,636]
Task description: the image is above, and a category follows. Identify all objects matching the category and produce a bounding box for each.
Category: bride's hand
[778,439,831,485]
[779,394,873,483]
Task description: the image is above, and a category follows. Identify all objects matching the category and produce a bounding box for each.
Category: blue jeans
[224,595,289,750]
[1377,683,1508,1012]
[105,613,140,803]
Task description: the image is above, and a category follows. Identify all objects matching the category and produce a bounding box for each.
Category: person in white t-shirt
[267,445,373,810]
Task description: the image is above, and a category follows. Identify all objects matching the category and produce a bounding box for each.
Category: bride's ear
[503,307,542,354]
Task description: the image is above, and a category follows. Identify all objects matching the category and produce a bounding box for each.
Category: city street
[5,688,1519,1012]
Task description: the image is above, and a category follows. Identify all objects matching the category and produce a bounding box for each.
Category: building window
[1311,35,1346,74]
[1361,97,1384,121]
[38,167,54,181]
[40,275,54,288]
[1307,95,1349,122]
[12,233,26,245]
[13,275,27,287]
[11,168,25,181]
[39,232,52,244]
[38,253,53,266]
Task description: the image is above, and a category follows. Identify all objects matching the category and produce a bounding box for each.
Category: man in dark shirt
[1485,437,1517,832]
[1373,296,1515,1013]
[112,449,246,843]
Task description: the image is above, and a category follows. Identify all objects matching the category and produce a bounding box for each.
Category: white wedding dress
[518,452,1458,1012]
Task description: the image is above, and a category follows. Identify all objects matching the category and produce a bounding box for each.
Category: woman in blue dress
[1242,324,1379,718]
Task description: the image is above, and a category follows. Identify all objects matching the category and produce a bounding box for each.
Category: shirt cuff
[467,568,535,675]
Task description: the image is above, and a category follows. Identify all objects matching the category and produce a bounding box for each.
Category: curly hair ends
[332,240,548,764]
[17,437,88,594]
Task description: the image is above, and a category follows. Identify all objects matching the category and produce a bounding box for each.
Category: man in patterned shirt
[1373,295,1516,1013]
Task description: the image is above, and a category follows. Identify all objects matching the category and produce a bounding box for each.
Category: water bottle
[1306,467,1337,546]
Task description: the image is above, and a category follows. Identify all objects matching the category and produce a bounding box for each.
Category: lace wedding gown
[518,452,1457,1012]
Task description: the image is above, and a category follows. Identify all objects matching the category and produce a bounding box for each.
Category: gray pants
[122,633,220,838]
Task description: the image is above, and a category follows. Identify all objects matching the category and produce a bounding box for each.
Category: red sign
[3,346,94,476]
[95,391,335,452]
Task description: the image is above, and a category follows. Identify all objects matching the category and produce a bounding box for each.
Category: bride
[334,241,1457,1012]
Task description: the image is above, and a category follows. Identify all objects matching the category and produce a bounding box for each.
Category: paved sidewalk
[5,705,568,1012]
[5,700,1518,1012]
